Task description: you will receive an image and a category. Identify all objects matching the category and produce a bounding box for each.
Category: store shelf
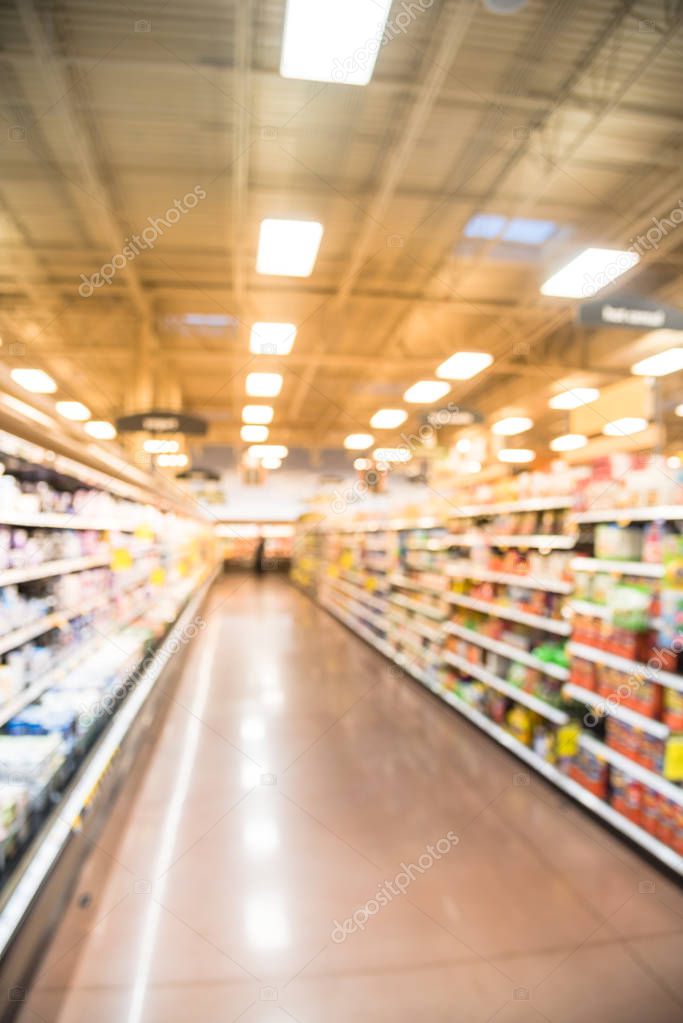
[568,641,683,693]
[449,533,575,550]
[0,572,216,962]
[388,573,448,596]
[449,496,573,519]
[571,557,663,578]
[443,649,569,724]
[579,734,683,805]
[0,554,112,587]
[388,593,447,621]
[0,510,142,532]
[436,687,682,875]
[329,576,386,612]
[569,600,664,631]
[315,590,682,874]
[445,621,569,680]
[572,506,683,524]
[446,592,571,636]
[563,683,669,738]
[446,563,572,594]
[388,610,442,643]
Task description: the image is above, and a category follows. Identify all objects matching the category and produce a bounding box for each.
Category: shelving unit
[292,481,683,875]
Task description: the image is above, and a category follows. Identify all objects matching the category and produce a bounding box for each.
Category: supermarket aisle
[18,575,683,1023]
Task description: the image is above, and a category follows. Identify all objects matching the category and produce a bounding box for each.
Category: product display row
[0,434,217,903]
[292,455,683,873]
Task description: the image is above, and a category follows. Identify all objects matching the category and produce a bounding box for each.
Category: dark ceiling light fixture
[483,0,528,12]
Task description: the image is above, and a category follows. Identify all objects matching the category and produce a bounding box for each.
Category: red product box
[569,749,608,799]
[610,768,642,826]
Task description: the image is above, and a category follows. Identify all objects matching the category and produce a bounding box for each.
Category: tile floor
[15,574,683,1022]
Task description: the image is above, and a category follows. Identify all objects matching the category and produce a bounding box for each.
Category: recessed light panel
[246,373,283,397]
[403,381,451,404]
[631,347,683,377]
[242,405,274,425]
[249,323,297,356]
[256,219,323,277]
[492,416,533,436]
[344,433,374,450]
[548,388,600,410]
[498,448,535,463]
[540,248,639,298]
[370,409,408,429]
[56,401,91,421]
[603,418,648,437]
[241,425,269,442]
[436,352,493,380]
[280,0,393,85]
[11,368,57,394]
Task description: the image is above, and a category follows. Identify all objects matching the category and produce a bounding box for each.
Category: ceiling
[1,0,683,468]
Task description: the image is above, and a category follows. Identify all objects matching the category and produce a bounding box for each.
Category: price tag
[555,722,580,758]
[663,736,683,781]
[134,525,155,542]
[111,548,133,572]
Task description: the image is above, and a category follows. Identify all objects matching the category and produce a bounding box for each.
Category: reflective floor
[18,575,683,1022]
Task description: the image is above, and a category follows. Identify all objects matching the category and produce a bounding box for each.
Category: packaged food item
[610,768,642,825]
[506,705,533,746]
[570,747,608,798]
[663,688,683,731]
[595,524,643,562]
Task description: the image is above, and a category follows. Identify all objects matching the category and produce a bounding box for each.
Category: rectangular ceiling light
[280,0,393,86]
[631,344,683,377]
[256,219,323,277]
[249,322,297,355]
[242,405,274,425]
[436,352,493,380]
[502,218,556,245]
[464,213,506,240]
[10,368,57,393]
[540,248,639,298]
[370,409,408,429]
[241,425,269,443]
[403,381,451,404]
[246,373,283,397]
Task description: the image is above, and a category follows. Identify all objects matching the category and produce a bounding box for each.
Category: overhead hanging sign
[577,296,683,331]
[115,409,208,435]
